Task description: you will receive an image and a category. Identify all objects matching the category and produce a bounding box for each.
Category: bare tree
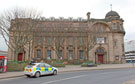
[79,23,103,61]
[45,22,66,60]
[0,7,42,61]
[53,24,66,60]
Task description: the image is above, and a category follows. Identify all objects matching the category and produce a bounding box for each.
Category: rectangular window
[37,50,41,58]
[96,38,105,44]
[117,22,120,28]
[69,37,73,45]
[58,50,62,59]
[112,23,117,29]
[79,50,84,59]
[58,39,63,45]
[47,50,51,59]
[120,24,122,30]
[114,40,117,47]
[79,37,83,45]
[69,50,73,60]
[37,38,42,45]
[48,38,52,45]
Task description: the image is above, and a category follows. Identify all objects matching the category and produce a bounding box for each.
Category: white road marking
[0,76,24,82]
[41,75,87,84]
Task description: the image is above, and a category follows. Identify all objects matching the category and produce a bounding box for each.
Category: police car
[24,63,58,78]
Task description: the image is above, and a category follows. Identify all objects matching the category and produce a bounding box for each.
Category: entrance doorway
[98,54,104,64]
[18,53,23,61]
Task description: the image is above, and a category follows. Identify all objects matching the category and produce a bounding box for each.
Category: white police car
[24,63,58,78]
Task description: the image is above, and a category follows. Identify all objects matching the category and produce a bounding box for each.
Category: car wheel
[53,70,57,75]
[35,72,40,78]
[26,75,31,78]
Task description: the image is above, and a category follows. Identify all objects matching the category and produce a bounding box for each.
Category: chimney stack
[87,12,91,21]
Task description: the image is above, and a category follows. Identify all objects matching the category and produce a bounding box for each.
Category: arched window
[96,48,104,53]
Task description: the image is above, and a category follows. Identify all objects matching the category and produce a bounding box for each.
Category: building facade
[125,40,135,52]
[124,40,135,63]
[0,51,8,56]
[8,10,125,64]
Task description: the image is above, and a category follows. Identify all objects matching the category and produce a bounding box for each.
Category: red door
[98,54,104,64]
[18,53,23,61]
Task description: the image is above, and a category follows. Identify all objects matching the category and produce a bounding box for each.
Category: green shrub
[81,61,97,67]
[81,63,88,67]
[8,61,30,64]
[7,62,28,72]
[51,63,65,67]
[51,60,65,67]
[112,61,121,64]
[73,60,80,65]
[51,59,57,61]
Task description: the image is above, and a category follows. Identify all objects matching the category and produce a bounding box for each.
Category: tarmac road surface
[1,68,135,84]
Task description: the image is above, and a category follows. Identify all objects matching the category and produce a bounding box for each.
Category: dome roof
[105,10,120,19]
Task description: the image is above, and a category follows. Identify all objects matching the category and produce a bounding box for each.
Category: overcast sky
[0,0,135,51]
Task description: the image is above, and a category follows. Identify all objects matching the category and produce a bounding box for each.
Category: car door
[44,63,53,74]
[37,63,46,75]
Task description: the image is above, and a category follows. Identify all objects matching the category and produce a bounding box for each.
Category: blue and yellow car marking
[45,68,48,71]
[41,67,44,71]
[32,67,54,72]
[48,68,52,71]
[36,67,41,70]
[25,67,55,72]
[33,68,36,71]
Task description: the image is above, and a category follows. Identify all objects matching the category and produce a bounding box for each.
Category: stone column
[43,46,45,59]
[108,33,114,63]
[74,37,78,60]
[63,38,67,60]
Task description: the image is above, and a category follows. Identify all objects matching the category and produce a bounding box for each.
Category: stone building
[8,10,125,64]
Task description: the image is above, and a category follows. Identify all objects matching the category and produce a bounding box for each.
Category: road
[1,68,135,84]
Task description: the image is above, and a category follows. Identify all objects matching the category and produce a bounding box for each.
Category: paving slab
[122,80,135,84]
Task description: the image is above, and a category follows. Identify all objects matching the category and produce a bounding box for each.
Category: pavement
[0,63,135,84]
[123,80,135,84]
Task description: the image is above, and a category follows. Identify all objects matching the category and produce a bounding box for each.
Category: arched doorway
[96,47,105,64]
